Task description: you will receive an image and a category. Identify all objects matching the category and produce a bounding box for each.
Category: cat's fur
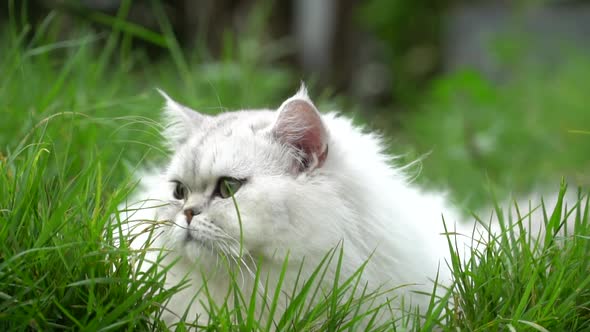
[118,86,470,326]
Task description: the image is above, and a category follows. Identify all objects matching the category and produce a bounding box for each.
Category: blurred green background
[2,0,589,210]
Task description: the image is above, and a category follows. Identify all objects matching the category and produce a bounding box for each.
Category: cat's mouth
[182,229,218,249]
[183,232,195,243]
[181,231,221,257]
[183,229,250,261]
[183,230,206,244]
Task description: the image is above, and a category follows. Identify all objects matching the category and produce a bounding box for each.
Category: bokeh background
[2,0,589,210]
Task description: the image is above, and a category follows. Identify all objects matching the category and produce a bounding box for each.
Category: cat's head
[158,87,337,267]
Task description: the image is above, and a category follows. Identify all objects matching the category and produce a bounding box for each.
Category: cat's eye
[215,177,243,199]
[172,181,188,200]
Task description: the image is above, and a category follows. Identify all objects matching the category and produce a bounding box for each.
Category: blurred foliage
[398,53,590,209]
[357,0,587,105]
[358,0,590,208]
[358,0,450,104]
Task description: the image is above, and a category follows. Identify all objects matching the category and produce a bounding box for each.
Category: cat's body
[118,87,468,327]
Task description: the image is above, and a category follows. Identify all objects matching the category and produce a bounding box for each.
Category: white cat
[117,86,469,328]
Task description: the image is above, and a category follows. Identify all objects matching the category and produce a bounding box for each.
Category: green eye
[172,181,188,200]
[216,177,243,199]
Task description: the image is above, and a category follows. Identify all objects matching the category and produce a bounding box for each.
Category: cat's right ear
[157,89,206,147]
[272,90,329,173]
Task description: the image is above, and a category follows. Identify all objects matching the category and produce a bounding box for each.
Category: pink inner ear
[273,99,328,171]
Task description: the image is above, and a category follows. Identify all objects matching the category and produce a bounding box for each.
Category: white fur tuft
[294,82,310,100]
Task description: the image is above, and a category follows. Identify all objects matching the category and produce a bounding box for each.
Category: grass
[1,5,590,331]
[446,184,590,331]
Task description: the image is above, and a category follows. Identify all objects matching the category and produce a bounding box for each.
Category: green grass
[446,184,590,331]
[1,6,590,331]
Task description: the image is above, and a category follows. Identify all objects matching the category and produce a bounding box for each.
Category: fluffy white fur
[118,87,471,327]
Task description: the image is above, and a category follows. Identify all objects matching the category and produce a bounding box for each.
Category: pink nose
[184,209,194,225]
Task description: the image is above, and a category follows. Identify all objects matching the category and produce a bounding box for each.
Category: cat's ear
[272,88,329,172]
[157,89,207,147]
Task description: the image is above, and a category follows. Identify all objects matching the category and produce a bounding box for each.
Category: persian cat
[118,86,468,327]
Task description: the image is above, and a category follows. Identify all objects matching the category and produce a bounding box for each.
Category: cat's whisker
[218,241,247,284]
[227,237,257,272]
[215,232,246,259]
[217,232,258,278]
[221,239,255,287]
[219,241,272,313]
[214,242,242,285]
[168,220,190,231]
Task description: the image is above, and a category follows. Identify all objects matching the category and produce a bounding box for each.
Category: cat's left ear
[157,89,207,147]
[272,87,329,172]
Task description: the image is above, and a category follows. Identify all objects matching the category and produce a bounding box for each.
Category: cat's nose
[183,208,201,225]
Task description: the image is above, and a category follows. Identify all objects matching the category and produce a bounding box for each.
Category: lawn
[1,6,589,331]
